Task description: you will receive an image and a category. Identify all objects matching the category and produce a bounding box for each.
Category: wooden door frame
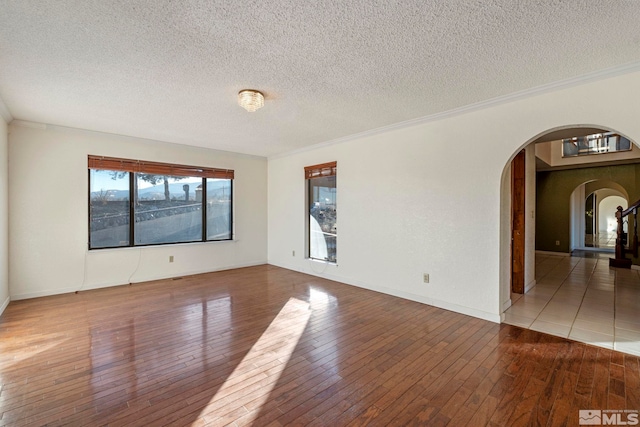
[511,150,526,294]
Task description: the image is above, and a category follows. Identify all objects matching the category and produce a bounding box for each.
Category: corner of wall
[0,295,9,317]
[0,115,8,316]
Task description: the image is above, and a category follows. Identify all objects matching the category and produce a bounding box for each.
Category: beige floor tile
[557,296,588,304]
[536,311,576,326]
[615,319,640,332]
[615,327,640,341]
[575,311,614,323]
[542,303,579,316]
[616,312,640,323]
[572,318,614,335]
[503,312,535,329]
[530,320,571,338]
[507,304,544,319]
[506,252,640,357]
[577,305,614,316]
[568,327,614,348]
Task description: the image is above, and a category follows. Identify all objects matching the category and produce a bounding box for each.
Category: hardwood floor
[0,265,638,426]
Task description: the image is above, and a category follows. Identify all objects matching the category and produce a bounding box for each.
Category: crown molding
[11,120,46,129]
[10,120,267,160]
[269,60,640,160]
[0,94,13,123]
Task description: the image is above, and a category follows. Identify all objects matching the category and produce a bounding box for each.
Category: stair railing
[610,201,640,268]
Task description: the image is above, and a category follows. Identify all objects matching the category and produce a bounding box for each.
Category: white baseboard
[501,298,512,312]
[525,279,536,293]
[269,261,501,324]
[10,286,79,301]
[577,247,614,253]
[10,259,503,324]
[10,260,268,301]
[535,250,571,256]
[0,295,9,317]
[128,260,267,285]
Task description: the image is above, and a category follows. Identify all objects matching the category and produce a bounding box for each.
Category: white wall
[0,116,8,315]
[8,122,268,300]
[598,193,627,232]
[570,184,586,250]
[500,162,512,312]
[535,142,552,165]
[268,70,640,323]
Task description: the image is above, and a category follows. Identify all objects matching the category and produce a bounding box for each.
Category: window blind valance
[88,155,234,179]
[304,161,337,179]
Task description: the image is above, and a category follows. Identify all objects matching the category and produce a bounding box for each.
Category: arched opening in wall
[597,194,628,246]
[569,181,628,251]
[500,125,640,353]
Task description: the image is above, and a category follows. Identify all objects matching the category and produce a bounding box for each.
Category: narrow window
[206,178,233,240]
[305,162,337,262]
[88,156,233,249]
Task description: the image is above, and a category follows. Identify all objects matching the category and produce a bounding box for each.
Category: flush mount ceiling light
[238,89,265,112]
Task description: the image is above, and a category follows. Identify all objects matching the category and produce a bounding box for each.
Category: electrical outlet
[423,273,429,283]
[169,255,174,263]
[555,240,560,246]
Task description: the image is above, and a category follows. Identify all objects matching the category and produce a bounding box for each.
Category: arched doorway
[500,125,640,356]
[597,193,627,247]
[500,125,638,315]
[569,181,629,251]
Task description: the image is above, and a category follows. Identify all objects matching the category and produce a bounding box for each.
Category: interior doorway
[596,194,627,248]
[511,150,525,294]
[500,125,638,317]
[585,192,595,247]
[570,182,628,251]
[501,125,640,356]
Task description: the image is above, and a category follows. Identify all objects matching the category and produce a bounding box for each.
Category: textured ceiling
[1,1,640,157]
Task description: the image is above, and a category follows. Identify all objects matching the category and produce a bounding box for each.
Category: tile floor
[594,230,617,248]
[503,251,640,357]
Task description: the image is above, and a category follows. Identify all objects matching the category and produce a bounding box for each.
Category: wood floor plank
[592,347,612,409]
[624,355,640,408]
[282,320,434,425]
[0,264,638,426]
[575,344,598,397]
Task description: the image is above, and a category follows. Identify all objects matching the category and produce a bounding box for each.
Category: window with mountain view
[89,169,131,248]
[88,156,233,249]
[306,162,337,263]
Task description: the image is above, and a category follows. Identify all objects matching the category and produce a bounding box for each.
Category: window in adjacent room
[561,132,632,157]
[305,161,337,263]
[88,156,233,249]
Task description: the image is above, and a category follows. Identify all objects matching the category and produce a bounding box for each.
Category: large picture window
[89,156,233,249]
[306,162,337,262]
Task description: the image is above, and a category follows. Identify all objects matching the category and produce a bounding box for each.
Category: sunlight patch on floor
[195,297,311,424]
[0,333,68,369]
